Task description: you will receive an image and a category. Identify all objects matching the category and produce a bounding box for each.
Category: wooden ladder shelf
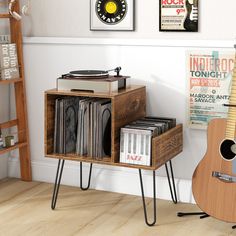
[0,1,31,181]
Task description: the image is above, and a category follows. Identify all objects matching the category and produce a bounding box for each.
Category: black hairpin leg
[178,212,210,220]
[200,213,209,219]
[177,212,207,218]
[51,159,65,210]
[80,162,93,191]
[139,169,156,227]
[177,212,206,217]
[165,160,177,204]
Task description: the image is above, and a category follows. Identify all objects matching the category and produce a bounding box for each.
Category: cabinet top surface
[45,85,146,98]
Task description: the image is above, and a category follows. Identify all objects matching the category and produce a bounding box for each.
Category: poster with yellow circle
[90,0,134,31]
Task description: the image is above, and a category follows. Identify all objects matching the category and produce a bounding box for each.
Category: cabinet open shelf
[45,86,183,170]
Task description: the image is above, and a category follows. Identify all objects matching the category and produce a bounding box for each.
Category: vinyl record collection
[119,117,176,166]
[53,96,111,160]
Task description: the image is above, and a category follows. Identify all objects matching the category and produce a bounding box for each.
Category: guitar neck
[226,47,236,140]
[193,0,198,7]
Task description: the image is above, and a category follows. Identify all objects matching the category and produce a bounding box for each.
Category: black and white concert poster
[159,0,198,32]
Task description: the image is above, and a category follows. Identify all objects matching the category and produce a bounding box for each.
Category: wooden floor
[0,179,235,236]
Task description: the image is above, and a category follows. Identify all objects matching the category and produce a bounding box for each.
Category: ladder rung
[0,142,27,155]
[0,119,18,129]
[0,13,10,19]
[0,78,23,85]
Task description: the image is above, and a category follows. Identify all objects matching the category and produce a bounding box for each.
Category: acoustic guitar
[192,45,236,223]
[184,0,198,31]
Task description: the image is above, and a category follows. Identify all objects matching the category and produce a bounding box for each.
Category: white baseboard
[8,158,195,204]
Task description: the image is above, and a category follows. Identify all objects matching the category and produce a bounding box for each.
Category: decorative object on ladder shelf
[0,43,20,80]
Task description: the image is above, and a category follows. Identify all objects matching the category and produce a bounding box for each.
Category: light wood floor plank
[0,179,235,236]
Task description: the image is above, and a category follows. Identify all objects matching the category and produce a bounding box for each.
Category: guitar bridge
[212,171,236,183]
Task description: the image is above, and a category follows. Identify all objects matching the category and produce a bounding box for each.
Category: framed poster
[90,0,134,31]
[187,50,235,129]
[159,0,198,32]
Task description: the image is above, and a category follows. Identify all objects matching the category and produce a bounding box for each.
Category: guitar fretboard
[226,48,236,140]
[193,0,198,7]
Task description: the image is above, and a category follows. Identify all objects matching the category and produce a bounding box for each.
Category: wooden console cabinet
[44,85,183,170]
[44,85,183,226]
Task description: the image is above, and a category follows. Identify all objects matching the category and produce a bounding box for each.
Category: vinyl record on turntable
[65,67,122,78]
[90,0,134,31]
[69,70,109,77]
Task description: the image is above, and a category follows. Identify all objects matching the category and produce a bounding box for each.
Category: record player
[66,67,122,77]
[57,67,130,93]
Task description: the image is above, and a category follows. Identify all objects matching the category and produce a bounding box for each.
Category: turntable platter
[69,70,109,77]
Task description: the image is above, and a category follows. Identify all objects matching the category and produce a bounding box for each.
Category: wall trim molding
[23,37,235,49]
[8,159,195,204]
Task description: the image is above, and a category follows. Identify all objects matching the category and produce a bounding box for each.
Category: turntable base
[57,75,130,93]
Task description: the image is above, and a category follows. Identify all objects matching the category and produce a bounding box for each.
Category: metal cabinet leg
[177,212,206,217]
[165,160,177,204]
[80,162,93,191]
[51,159,65,210]
[200,214,209,219]
[139,169,156,226]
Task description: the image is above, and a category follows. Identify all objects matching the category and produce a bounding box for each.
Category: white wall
[21,0,236,40]
[0,1,8,34]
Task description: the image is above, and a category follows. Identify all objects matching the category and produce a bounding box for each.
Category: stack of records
[54,96,111,159]
[54,97,80,154]
[119,117,176,166]
[76,97,111,159]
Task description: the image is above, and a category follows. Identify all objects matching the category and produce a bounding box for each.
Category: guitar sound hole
[220,139,236,161]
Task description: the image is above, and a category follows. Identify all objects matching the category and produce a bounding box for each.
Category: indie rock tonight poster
[187,50,235,129]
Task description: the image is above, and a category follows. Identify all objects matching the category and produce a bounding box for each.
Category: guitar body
[192,118,236,223]
[184,0,198,31]
[184,18,198,32]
